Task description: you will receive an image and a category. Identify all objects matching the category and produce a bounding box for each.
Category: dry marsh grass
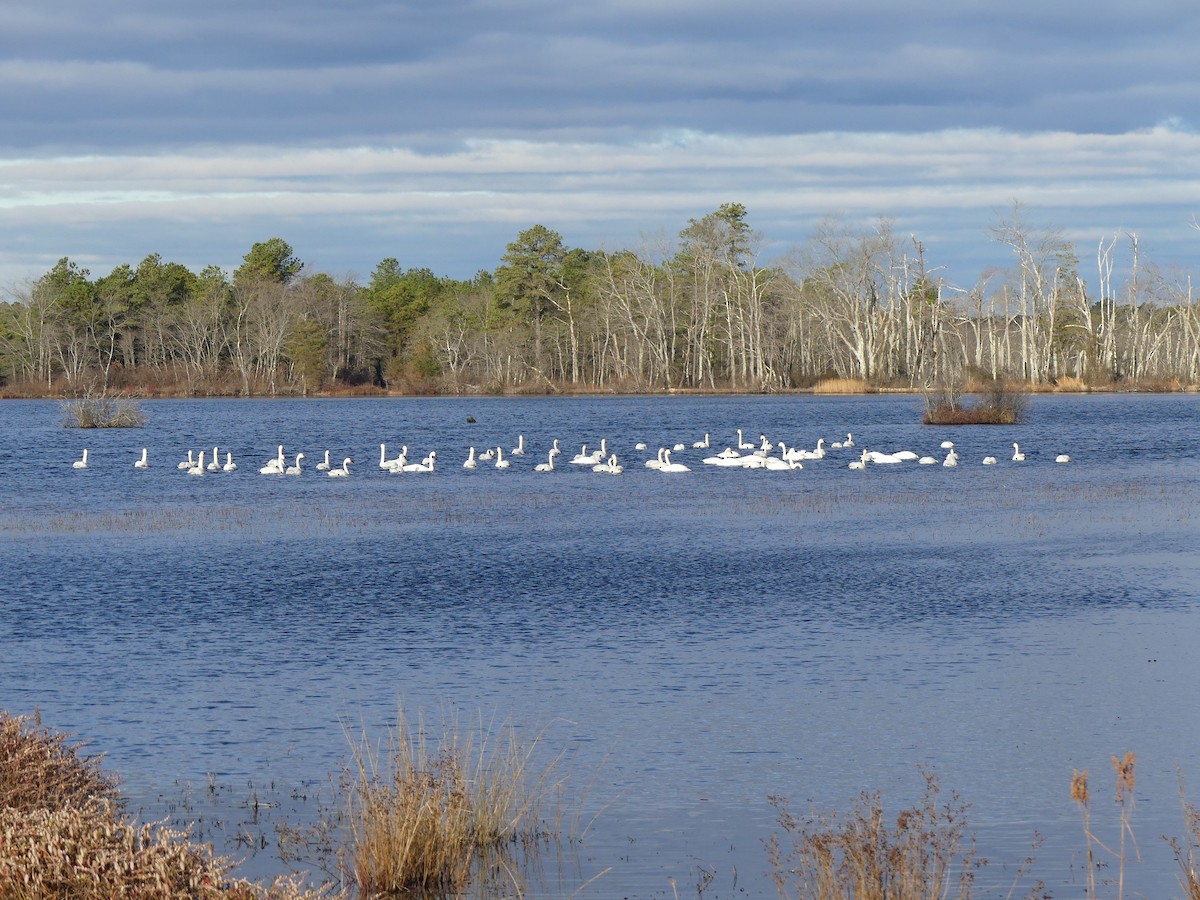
[813,378,871,394]
[0,710,335,900]
[341,709,571,895]
[766,770,979,900]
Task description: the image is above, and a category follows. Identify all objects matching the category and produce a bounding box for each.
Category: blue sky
[2,0,1198,292]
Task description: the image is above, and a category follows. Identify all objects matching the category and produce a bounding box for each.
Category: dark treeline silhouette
[2,204,1197,397]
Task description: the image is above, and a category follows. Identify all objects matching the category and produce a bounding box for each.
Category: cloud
[1,1,1198,288]
[1,126,1198,289]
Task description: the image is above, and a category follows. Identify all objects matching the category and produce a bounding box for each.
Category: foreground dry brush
[766,770,980,900]
[0,710,330,900]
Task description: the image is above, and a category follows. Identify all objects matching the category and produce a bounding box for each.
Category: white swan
[511,434,526,456]
[73,449,89,469]
[737,429,754,450]
[187,451,206,476]
[403,451,436,473]
[384,445,409,473]
[328,457,352,477]
[316,450,331,471]
[798,438,827,460]
[379,443,390,469]
[843,433,855,448]
[982,456,997,465]
[692,433,710,449]
[940,440,955,450]
[134,448,149,469]
[463,446,478,469]
[646,447,667,469]
[223,452,237,472]
[1056,454,1071,464]
[571,444,600,465]
[762,455,801,470]
[1012,442,1025,462]
[918,456,937,465]
[478,447,495,461]
[658,449,690,473]
[634,441,648,451]
[285,452,304,475]
[260,446,284,474]
[704,453,745,467]
[848,449,868,470]
[866,450,904,464]
[673,442,686,452]
[534,448,559,472]
[495,447,510,469]
[177,450,194,470]
[943,449,959,467]
[207,446,221,472]
[593,454,623,474]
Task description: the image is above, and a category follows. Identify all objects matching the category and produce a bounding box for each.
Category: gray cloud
[1,1,1197,289]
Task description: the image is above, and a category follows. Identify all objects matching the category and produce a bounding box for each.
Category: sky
[2,0,1199,295]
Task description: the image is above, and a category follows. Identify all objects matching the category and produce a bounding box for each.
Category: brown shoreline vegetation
[8,709,1200,898]
[2,373,1196,403]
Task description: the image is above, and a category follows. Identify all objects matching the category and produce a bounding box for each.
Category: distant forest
[1,203,1197,397]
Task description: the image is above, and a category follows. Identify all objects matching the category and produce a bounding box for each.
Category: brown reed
[813,378,871,394]
[341,707,569,895]
[766,769,977,899]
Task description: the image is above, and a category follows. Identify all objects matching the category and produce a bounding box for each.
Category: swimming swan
[692,433,710,449]
[177,450,194,470]
[737,429,755,450]
[495,447,510,469]
[285,452,305,475]
[316,450,331,471]
[328,457,352,477]
[511,434,526,456]
[534,449,559,472]
[658,449,690,473]
[207,446,221,471]
[187,451,206,476]
[223,452,237,472]
[134,448,149,469]
[943,449,959,467]
[403,451,436,473]
[1012,443,1026,462]
[463,447,478,469]
[73,449,89,469]
[982,456,997,465]
[260,446,285,474]
[1056,454,1071,464]
[593,454,623,474]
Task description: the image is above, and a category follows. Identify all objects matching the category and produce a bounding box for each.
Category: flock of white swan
[67,430,1071,476]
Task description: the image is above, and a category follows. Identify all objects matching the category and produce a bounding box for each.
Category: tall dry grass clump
[60,390,147,428]
[0,710,333,900]
[0,709,120,812]
[766,770,977,899]
[342,709,570,895]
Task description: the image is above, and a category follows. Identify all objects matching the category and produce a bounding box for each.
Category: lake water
[2,393,1199,897]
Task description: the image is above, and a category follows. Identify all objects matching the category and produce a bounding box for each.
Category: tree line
[2,204,1198,397]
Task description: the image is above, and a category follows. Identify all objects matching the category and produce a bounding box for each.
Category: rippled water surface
[3,394,1200,896]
